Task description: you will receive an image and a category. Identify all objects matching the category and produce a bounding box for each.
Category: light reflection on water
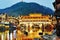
[0,24,56,40]
[0,29,56,40]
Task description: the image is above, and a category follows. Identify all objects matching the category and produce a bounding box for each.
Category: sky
[0,0,55,10]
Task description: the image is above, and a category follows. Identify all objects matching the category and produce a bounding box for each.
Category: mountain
[0,2,54,16]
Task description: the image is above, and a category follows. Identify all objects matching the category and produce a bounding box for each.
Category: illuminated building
[16,13,54,40]
[0,13,55,40]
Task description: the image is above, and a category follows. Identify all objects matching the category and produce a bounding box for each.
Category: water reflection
[0,22,55,40]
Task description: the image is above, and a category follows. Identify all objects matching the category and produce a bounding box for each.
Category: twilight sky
[0,0,55,10]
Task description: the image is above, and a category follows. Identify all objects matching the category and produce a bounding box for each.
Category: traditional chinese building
[0,13,54,40]
[18,14,53,35]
